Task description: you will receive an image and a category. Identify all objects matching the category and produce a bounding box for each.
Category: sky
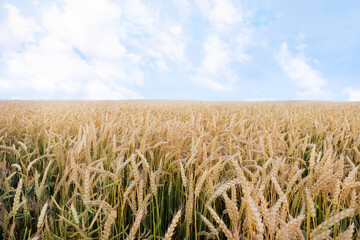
[0,0,360,101]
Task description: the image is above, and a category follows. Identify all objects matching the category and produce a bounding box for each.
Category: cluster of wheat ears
[0,101,359,240]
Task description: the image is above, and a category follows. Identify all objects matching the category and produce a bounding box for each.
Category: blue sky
[0,0,360,101]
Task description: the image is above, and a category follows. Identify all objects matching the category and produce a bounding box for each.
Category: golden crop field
[0,101,359,240]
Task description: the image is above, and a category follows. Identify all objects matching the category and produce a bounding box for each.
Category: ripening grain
[0,100,359,239]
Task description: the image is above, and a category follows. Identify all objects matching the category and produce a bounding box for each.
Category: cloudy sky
[0,0,359,101]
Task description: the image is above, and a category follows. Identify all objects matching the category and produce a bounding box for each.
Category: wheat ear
[164,208,182,240]
[37,201,49,229]
[207,206,234,240]
[102,209,117,240]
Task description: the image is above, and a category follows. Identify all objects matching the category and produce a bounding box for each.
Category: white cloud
[190,0,253,92]
[276,42,330,99]
[84,81,142,100]
[234,31,252,62]
[170,25,183,36]
[202,35,231,72]
[294,32,306,50]
[0,0,258,99]
[120,0,187,64]
[210,0,241,27]
[156,32,186,62]
[192,32,250,92]
[0,4,40,52]
[171,0,190,14]
[0,79,12,90]
[195,0,241,31]
[6,35,90,92]
[121,0,156,35]
[192,70,237,92]
[0,0,192,99]
[0,1,148,99]
[207,0,253,64]
[43,0,125,61]
[156,60,168,71]
[344,87,360,101]
[297,87,329,98]
[192,35,236,91]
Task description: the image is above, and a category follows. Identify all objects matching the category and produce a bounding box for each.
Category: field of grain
[0,101,359,240]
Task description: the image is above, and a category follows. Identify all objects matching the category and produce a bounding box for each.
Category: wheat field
[0,101,359,240]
